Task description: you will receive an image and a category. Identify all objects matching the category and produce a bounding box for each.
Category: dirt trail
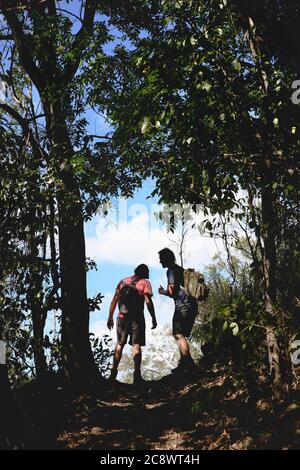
[54,368,300,450]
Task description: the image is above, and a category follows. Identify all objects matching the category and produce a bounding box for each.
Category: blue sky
[87,178,159,298]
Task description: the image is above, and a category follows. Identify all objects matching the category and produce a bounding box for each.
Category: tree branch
[0,1,47,12]
[56,8,82,23]
[0,102,48,161]
[88,134,112,140]
[46,0,56,16]
[63,0,96,82]
[0,5,46,92]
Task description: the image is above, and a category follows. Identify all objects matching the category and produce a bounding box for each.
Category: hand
[158,285,165,295]
[107,318,114,330]
[151,319,157,330]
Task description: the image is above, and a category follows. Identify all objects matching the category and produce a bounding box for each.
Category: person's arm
[158,284,175,298]
[145,293,157,329]
[158,266,176,298]
[107,288,119,330]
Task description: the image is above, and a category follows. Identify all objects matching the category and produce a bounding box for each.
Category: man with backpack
[158,248,204,375]
[107,264,157,384]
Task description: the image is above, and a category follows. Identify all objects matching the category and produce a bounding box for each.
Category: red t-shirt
[116,276,153,318]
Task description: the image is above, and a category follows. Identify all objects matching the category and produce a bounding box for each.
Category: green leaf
[232,59,241,72]
[206,221,213,231]
[230,322,239,336]
[141,116,151,134]
[203,82,212,92]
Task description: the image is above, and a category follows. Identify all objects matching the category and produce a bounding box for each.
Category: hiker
[158,248,198,375]
[107,264,157,384]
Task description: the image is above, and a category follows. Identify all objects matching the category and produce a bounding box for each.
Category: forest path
[54,367,300,450]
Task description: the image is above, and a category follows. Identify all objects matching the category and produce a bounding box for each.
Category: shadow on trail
[57,373,208,450]
[10,368,300,450]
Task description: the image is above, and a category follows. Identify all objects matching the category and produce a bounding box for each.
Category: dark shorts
[172,298,198,338]
[117,315,146,346]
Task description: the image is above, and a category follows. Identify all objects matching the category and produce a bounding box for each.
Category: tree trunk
[28,223,47,380]
[45,104,99,386]
[261,187,292,398]
[58,197,98,385]
[0,341,23,449]
[0,362,13,449]
[31,307,47,380]
[246,15,292,399]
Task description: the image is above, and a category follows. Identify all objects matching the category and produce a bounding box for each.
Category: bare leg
[132,344,145,384]
[112,343,124,371]
[174,333,190,358]
[172,334,197,374]
[132,344,142,374]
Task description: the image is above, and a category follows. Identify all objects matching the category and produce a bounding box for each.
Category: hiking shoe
[133,372,146,385]
[172,356,198,375]
[171,360,184,374]
[182,362,200,377]
[108,368,118,382]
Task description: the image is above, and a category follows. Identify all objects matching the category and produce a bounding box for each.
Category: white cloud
[91,319,116,342]
[86,209,224,269]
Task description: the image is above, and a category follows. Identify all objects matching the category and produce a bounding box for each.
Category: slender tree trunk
[31,307,47,379]
[28,223,47,380]
[31,308,47,380]
[261,188,283,396]
[0,360,13,449]
[246,16,292,399]
[261,187,292,398]
[0,340,23,449]
[49,196,60,296]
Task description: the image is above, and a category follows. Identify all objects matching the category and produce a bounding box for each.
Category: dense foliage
[0,1,299,400]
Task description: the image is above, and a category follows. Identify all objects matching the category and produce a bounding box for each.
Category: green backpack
[183,268,209,301]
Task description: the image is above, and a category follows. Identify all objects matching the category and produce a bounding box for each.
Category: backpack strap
[121,277,139,288]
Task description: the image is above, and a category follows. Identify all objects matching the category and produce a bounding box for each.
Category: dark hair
[158,248,176,263]
[134,264,149,279]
